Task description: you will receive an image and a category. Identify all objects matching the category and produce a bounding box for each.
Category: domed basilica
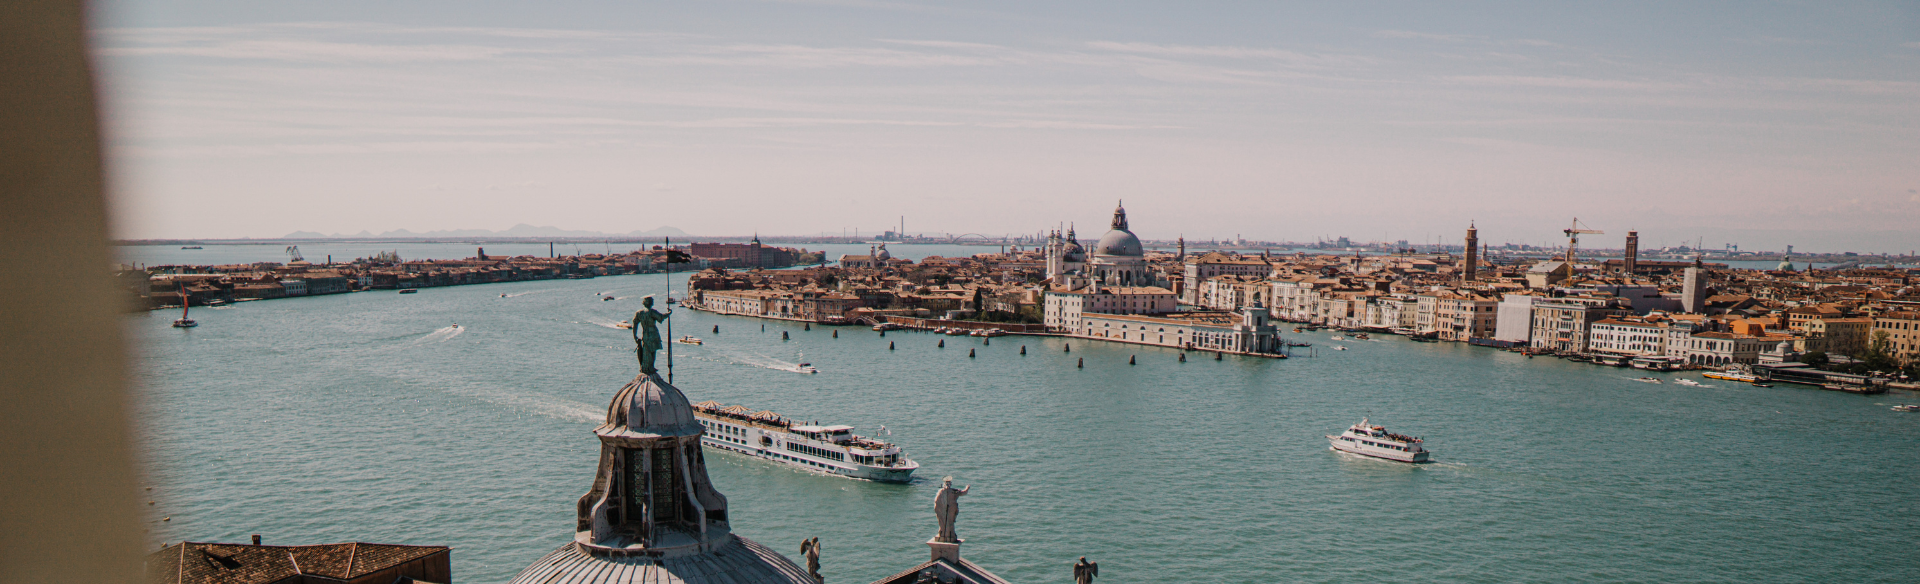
[1046,201,1155,287]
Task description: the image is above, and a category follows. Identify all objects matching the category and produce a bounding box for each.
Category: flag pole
[666,236,673,384]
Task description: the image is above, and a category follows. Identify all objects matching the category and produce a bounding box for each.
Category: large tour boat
[692,401,918,482]
[1327,418,1430,463]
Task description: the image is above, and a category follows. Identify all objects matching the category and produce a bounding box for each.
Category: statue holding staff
[630,296,671,375]
[932,476,969,543]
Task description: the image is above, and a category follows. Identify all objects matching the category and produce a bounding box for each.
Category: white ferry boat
[692,401,918,482]
[1327,418,1430,463]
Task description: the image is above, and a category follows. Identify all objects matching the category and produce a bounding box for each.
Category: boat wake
[584,318,628,330]
[414,325,465,344]
[500,289,554,298]
[406,372,601,424]
[703,345,806,373]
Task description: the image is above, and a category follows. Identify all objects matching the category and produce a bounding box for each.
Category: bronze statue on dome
[630,296,671,375]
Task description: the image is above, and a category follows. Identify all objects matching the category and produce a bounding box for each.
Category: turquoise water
[135,269,1920,583]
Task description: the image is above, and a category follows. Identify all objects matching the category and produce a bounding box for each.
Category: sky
[92,1,1920,252]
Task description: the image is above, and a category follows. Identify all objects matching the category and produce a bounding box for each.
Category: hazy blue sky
[94,1,1919,252]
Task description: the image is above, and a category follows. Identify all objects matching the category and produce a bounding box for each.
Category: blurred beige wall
[1,0,145,583]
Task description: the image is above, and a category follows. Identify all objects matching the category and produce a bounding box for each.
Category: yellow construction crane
[1562,218,1602,281]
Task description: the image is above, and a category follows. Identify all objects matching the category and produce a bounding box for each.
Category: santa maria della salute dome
[1046,201,1156,287]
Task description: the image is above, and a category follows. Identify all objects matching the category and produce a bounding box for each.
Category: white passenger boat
[791,362,818,374]
[1893,404,1919,412]
[692,401,919,482]
[1327,418,1430,463]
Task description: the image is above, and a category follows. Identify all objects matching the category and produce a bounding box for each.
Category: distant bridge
[946,233,1001,244]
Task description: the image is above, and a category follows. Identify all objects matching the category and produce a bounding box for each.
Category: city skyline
[95,1,1919,250]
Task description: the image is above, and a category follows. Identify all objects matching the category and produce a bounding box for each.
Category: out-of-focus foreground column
[0,0,145,583]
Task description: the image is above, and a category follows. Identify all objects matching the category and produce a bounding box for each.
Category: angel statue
[798,537,823,582]
[1073,557,1099,584]
[629,296,671,375]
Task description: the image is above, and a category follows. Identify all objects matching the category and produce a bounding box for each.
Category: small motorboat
[614,322,632,329]
[1355,333,1370,340]
[675,335,703,345]
[1750,382,1772,388]
[1330,335,1346,341]
[1635,377,1662,384]
[1893,404,1920,412]
[450,324,461,329]
[398,289,418,294]
[793,362,818,374]
[501,293,508,297]
[1334,346,1348,351]
[602,296,614,301]
[1675,379,1702,387]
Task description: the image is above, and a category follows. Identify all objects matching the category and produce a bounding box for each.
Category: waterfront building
[1433,291,1498,342]
[1589,315,1674,357]
[691,236,798,269]
[1043,284,1176,330]
[1528,297,1632,352]
[1493,293,1542,345]
[1070,302,1277,353]
[1196,274,1266,311]
[507,372,814,584]
[1872,311,1920,363]
[1181,252,1273,304]
[1679,331,1790,366]
[1801,317,1872,355]
[147,540,450,584]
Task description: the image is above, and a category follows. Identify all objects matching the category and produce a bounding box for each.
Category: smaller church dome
[875,244,892,261]
[598,373,701,439]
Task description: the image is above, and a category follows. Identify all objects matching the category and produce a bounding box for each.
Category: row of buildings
[130,243,819,308]
[688,205,1920,371]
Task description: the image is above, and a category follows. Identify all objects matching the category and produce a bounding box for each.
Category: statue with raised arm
[932,476,969,543]
[1073,557,1098,584]
[630,296,671,375]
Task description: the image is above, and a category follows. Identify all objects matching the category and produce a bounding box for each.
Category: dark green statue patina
[630,296,671,375]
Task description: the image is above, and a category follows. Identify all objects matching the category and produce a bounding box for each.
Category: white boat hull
[700,435,917,482]
[1328,435,1430,463]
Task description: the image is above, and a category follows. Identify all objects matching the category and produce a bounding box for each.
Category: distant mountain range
[281,224,689,240]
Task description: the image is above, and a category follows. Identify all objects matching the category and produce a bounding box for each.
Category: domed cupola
[508,371,813,584]
[1094,201,1143,257]
[1061,225,1086,261]
[600,373,702,439]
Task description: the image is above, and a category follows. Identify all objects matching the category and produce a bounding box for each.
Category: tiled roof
[148,542,447,584]
[507,536,811,584]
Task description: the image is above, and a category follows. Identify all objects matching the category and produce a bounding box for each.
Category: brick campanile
[1463,222,1479,282]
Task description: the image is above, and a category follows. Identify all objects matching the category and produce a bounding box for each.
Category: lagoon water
[135,250,1919,583]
